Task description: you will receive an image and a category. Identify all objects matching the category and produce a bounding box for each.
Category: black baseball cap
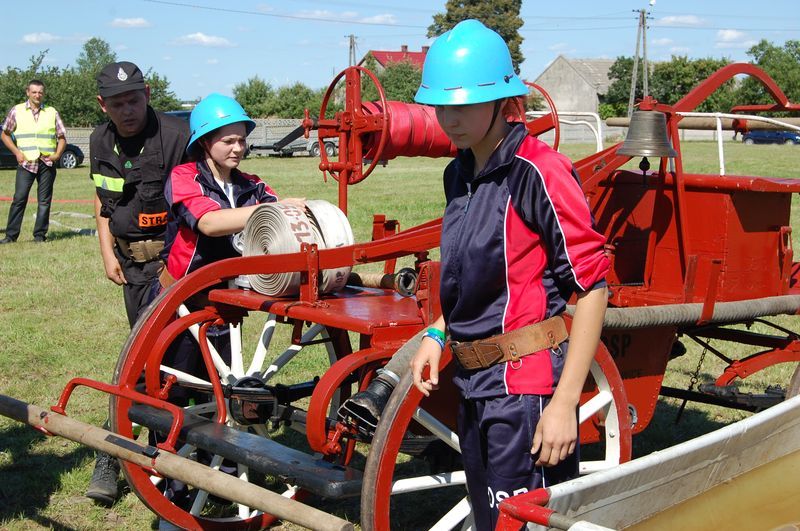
[97,61,146,98]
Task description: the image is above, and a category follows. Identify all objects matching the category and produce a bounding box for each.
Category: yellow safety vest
[13,103,57,161]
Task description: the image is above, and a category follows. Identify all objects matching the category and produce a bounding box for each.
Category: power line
[141,0,427,28]
[656,10,799,20]
[139,1,798,33]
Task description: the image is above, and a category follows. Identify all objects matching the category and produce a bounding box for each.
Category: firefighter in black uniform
[85,61,190,506]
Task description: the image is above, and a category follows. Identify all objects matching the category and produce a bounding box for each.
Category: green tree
[738,39,800,106]
[428,0,524,73]
[0,38,182,125]
[378,61,422,103]
[601,55,735,116]
[360,57,422,104]
[233,76,276,118]
[76,37,117,77]
[271,82,319,118]
[602,56,645,112]
[651,56,734,112]
[0,52,43,117]
[146,71,181,111]
[360,53,381,103]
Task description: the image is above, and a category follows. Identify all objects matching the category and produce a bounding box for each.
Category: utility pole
[627,8,652,117]
[347,34,357,66]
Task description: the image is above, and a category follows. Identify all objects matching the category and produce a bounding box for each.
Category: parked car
[742,129,800,145]
[0,142,84,169]
[164,110,191,123]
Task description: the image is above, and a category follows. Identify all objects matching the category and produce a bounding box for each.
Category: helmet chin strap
[482,99,504,142]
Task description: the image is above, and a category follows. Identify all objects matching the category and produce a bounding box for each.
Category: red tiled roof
[362,50,427,69]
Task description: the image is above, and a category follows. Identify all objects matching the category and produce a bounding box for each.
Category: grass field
[0,141,798,530]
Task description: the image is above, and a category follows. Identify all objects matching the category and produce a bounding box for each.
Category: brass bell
[618,110,678,158]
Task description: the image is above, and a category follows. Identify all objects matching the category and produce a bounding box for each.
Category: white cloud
[548,42,569,51]
[22,32,61,44]
[297,9,388,23]
[111,17,151,28]
[207,58,219,64]
[163,55,173,61]
[172,32,234,47]
[715,29,756,49]
[256,3,273,13]
[658,15,705,26]
[670,46,691,54]
[652,37,673,46]
[717,29,745,42]
[360,14,396,24]
[114,44,129,51]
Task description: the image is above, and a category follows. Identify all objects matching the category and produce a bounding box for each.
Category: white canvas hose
[241,200,354,296]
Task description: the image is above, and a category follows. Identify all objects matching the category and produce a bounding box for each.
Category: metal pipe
[567,294,800,329]
[608,115,800,131]
[0,393,354,531]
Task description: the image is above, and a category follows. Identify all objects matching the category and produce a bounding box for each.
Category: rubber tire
[59,149,78,169]
[310,142,321,157]
[743,138,755,145]
[324,142,336,157]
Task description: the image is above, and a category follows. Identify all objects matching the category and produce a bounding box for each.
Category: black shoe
[0,237,14,244]
[33,236,47,243]
[86,452,121,506]
[338,373,397,438]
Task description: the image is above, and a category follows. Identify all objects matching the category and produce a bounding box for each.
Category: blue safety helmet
[414,19,528,106]
[187,93,256,153]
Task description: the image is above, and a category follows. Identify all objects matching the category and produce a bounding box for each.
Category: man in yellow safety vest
[0,79,66,243]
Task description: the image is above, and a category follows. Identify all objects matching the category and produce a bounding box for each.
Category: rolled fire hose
[241,200,354,296]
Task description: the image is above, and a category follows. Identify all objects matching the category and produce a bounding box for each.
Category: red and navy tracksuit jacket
[441,122,609,399]
[162,159,278,280]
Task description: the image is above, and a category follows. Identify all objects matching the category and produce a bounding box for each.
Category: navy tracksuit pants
[458,394,579,531]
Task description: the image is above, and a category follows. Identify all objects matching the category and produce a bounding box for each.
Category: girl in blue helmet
[162,93,304,282]
[409,20,610,529]
[154,93,304,512]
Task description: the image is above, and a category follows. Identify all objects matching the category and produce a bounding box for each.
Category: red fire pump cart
[2,63,799,530]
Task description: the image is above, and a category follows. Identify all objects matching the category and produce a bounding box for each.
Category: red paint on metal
[496,488,553,528]
[46,63,800,528]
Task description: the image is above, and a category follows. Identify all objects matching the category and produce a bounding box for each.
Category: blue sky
[4,0,799,101]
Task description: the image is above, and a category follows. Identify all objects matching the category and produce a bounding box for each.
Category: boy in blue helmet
[409,20,610,530]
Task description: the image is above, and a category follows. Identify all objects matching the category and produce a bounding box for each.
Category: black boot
[86,452,121,506]
[338,371,398,438]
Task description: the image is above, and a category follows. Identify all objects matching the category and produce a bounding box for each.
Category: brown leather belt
[158,263,177,289]
[116,238,164,263]
[448,315,568,370]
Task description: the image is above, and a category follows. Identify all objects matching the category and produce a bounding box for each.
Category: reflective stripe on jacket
[13,103,57,160]
[89,107,190,241]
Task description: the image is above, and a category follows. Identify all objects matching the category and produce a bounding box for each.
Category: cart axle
[128,404,363,499]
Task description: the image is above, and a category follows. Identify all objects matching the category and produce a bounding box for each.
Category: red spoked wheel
[360,343,631,530]
[317,65,390,185]
[108,284,354,530]
[524,82,561,151]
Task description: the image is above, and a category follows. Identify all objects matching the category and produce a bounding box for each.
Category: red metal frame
[46,63,800,530]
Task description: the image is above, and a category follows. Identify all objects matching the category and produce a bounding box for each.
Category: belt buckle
[475,342,504,369]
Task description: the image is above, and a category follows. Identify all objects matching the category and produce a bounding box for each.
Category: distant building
[533,56,615,113]
[359,45,428,73]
